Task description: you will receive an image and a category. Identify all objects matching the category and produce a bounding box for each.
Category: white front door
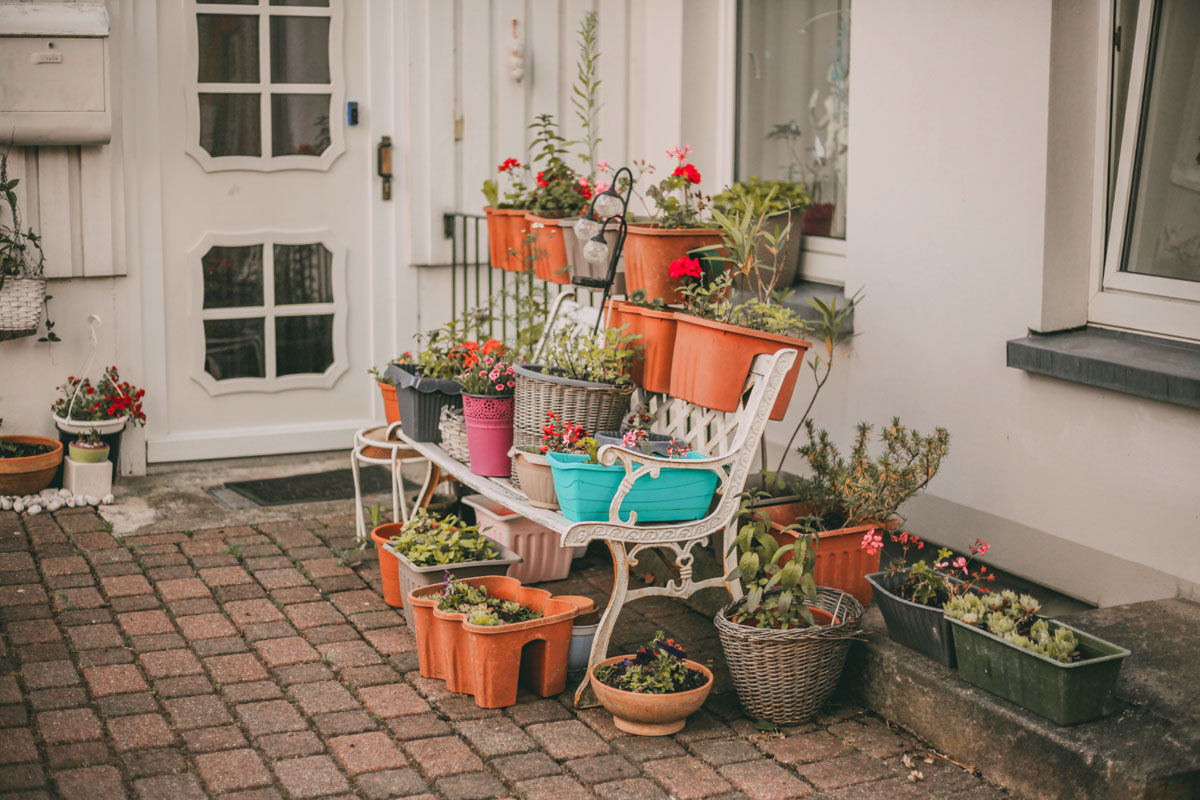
[148,0,395,462]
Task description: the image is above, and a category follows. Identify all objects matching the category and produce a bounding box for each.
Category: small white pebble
[47,500,62,512]
[59,488,71,498]
[73,495,85,506]
[13,501,25,513]
[65,497,75,508]
[27,505,41,515]
[85,495,99,506]
[101,494,114,505]
[0,498,10,511]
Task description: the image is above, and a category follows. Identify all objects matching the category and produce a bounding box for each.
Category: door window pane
[269,16,330,83]
[271,93,332,156]
[199,93,262,157]
[197,14,259,83]
[202,244,264,309]
[1121,0,1200,283]
[736,0,850,239]
[275,315,334,375]
[271,0,330,6]
[199,0,256,4]
[274,243,333,305]
[204,318,266,380]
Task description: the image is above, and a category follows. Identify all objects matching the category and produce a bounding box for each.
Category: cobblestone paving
[0,507,1009,799]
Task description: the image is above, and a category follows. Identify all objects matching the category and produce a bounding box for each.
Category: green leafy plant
[368,352,413,385]
[945,591,1079,663]
[411,309,495,380]
[592,632,708,693]
[624,288,667,311]
[724,494,820,629]
[437,575,542,626]
[75,428,105,447]
[643,146,711,228]
[527,114,590,215]
[713,176,812,217]
[1,151,57,343]
[388,508,499,566]
[541,324,641,386]
[863,530,994,607]
[572,10,602,185]
[0,439,53,459]
[695,184,791,303]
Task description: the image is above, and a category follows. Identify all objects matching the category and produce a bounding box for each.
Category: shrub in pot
[51,365,146,473]
[712,178,812,291]
[590,631,714,735]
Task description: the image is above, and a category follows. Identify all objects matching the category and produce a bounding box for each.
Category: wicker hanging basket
[0,277,45,341]
[715,587,864,724]
[512,364,633,457]
[438,405,471,464]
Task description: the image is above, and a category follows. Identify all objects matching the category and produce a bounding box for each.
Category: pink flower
[971,539,989,556]
[936,561,948,569]
[594,181,611,194]
[597,160,611,173]
[496,383,505,391]
[666,144,693,161]
[507,380,515,388]
[953,557,968,574]
[860,530,884,556]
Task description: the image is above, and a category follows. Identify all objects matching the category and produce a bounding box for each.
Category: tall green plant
[572,10,602,185]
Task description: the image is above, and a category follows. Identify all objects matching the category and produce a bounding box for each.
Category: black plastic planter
[947,616,1129,726]
[384,364,462,443]
[866,571,957,668]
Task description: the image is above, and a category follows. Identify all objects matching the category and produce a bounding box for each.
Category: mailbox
[0,3,111,145]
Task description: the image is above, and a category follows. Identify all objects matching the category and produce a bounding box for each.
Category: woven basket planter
[715,587,864,724]
[512,364,632,459]
[439,406,471,463]
[0,277,45,341]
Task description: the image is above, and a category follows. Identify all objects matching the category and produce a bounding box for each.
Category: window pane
[736,0,850,239]
[204,318,266,380]
[199,93,262,157]
[199,0,257,4]
[270,0,329,6]
[197,14,259,83]
[274,243,333,305]
[202,244,264,309]
[275,315,334,375]
[271,93,331,156]
[1122,0,1200,283]
[270,16,331,84]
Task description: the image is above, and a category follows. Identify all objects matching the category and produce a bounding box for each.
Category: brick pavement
[0,506,1008,799]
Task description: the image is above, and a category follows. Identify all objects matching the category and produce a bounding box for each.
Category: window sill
[1006,326,1200,410]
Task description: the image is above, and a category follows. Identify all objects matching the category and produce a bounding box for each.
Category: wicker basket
[0,277,45,341]
[439,405,470,463]
[512,364,632,456]
[715,587,864,724]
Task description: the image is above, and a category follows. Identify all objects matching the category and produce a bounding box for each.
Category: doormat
[222,466,394,507]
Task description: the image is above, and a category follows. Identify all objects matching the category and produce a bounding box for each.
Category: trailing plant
[437,574,542,626]
[1,151,58,342]
[388,508,499,566]
[482,157,532,209]
[541,324,641,386]
[52,366,147,426]
[643,146,711,229]
[537,411,592,455]
[797,418,950,529]
[713,177,812,217]
[592,632,708,693]
[862,530,994,607]
[724,493,821,629]
[945,591,1079,663]
[527,114,591,215]
[572,10,602,185]
[458,353,516,396]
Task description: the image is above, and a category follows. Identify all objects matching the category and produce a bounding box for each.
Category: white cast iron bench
[392,291,797,705]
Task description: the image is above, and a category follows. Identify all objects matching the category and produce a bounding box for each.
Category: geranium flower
[498,158,520,172]
[597,160,611,173]
[668,256,702,280]
[536,170,549,188]
[594,181,611,194]
[672,163,701,184]
[666,144,693,161]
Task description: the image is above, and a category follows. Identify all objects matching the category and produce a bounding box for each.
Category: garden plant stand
[350,422,441,542]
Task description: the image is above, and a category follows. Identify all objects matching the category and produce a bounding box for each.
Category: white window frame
[1090,0,1200,341]
[187,229,348,396]
[184,0,345,172]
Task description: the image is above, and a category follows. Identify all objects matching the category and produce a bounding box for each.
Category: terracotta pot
[369,524,405,608]
[378,381,400,425]
[510,448,559,510]
[768,519,886,605]
[623,224,723,305]
[621,304,678,394]
[525,213,572,284]
[802,203,835,237]
[590,656,714,735]
[484,207,531,271]
[0,436,63,495]
[670,313,812,420]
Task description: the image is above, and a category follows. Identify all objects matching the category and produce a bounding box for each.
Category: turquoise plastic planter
[546,452,719,523]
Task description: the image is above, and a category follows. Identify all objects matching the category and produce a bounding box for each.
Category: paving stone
[100,575,152,598]
[255,568,309,589]
[243,621,300,642]
[152,675,213,698]
[329,590,390,615]
[312,709,377,736]
[357,683,429,717]
[611,735,688,763]
[205,653,270,684]
[526,720,610,760]
[123,748,187,778]
[594,778,671,800]
[0,728,38,763]
[254,636,320,667]
[514,775,594,800]
[575,706,624,740]
[719,760,814,799]
[166,597,220,617]
[29,687,87,711]
[236,699,308,736]
[24,660,80,689]
[108,596,161,613]
[116,611,173,637]
[316,639,382,669]
[818,776,930,799]
[275,662,335,686]
[107,713,175,752]
[674,709,734,742]
[386,713,452,741]
[328,731,407,774]
[225,599,285,626]
[44,765,122,800]
[214,584,268,603]
[77,648,136,668]
[354,767,428,799]
[95,692,158,718]
[182,724,248,753]
[826,720,910,760]
[762,731,854,765]
[131,633,188,653]
[0,703,28,727]
[506,698,573,726]
[689,738,766,766]
[273,754,351,798]
[199,566,254,587]
[5,619,62,645]
[58,608,113,628]
[289,681,359,716]
[0,552,36,572]
[37,709,103,744]
[163,694,233,729]
[257,730,325,760]
[284,601,346,629]
[38,556,88,577]
[303,624,360,645]
[196,748,273,793]
[340,664,401,688]
[193,636,248,658]
[642,755,734,800]
[66,624,124,651]
[269,585,324,604]
[491,752,562,782]
[792,753,894,790]
[436,771,509,799]
[564,753,641,784]
[45,740,110,770]
[403,736,483,777]
[433,695,504,721]
[138,649,202,678]
[448,717,535,758]
[0,674,21,703]
[155,578,210,601]
[175,612,237,641]
[362,626,414,654]
[18,642,72,665]
[0,762,46,790]
[132,773,207,800]
[222,680,283,704]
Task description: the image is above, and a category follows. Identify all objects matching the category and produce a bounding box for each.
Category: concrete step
[836,598,1200,800]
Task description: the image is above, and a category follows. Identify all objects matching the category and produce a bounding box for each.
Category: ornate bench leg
[574,540,630,708]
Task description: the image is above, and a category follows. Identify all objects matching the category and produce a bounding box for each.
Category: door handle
[377,136,393,201]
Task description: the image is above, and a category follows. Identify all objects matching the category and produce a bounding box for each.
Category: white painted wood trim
[712,0,738,189]
[0,3,109,37]
[147,416,374,463]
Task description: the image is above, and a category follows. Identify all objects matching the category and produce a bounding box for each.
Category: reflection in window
[204,318,266,380]
[197,14,259,83]
[199,93,262,158]
[270,16,331,83]
[736,0,850,239]
[276,315,334,375]
[274,243,333,305]
[202,245,264,309]
[271,93,332,156]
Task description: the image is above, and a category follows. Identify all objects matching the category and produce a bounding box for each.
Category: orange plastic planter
[484,207,531,271]
[768,520,883,605]
[377,382,400,425]
[408,576,581,708]
[670,313,811,420]
[623,224,723,305]
[526,213,571,284]
[369,524,405,608]
[606,300,679,394]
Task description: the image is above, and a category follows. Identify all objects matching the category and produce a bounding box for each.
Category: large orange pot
[0,436,63,495]
[768,518,887,605]
[369,523,405,608]
[590,656,714,736]
[378,381,400,425]
[484,207,531,271]
[623,224,723,305]
[525,213,571,284]
[670,313,811,419]
[606,300,678,395]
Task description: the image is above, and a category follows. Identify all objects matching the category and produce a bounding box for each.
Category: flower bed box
[866,571,957,667]
[382,535,522,629]
[384,364,462,443]
[546,451,719,523]
[947,616,1129,725]
[462,494,571,584]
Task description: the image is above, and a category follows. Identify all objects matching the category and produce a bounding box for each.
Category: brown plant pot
[0,436,63,495]
[669,313,812,419]
[623,223,723,305]
[510,448,559,510]
[484,207,531,272]
[768,520,883,606]
[606,300,679,395]
[590,656,714,736]
[378,381,400,425]
[525,213,572,285]
[369,524,405,608]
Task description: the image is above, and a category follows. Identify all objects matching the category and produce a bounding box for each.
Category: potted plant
[369,352,412,425]
[863,531,993,667]
[595,405,673,456]
[510,411,592,510]
[0,430,63,496]
[483,157,533,272]
[51,366,146,470]
[717,497,863,723]
[590,631,714,736]
[712,177,812,290]
[68,428,110,464]
[623,146,722,305]
[385,317,488,443]
[457,346,517,477]
[1,153,57,343]
[374,508,521,626]
[605,289,678,394]
[524,114,591,285]
[945,591,1130,725]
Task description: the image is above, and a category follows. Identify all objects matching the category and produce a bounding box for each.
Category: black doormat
[223,466,394,507]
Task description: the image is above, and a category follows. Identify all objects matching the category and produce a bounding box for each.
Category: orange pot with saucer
[768,519,884,606]
[526,213,572,284]
[623,223,723,305]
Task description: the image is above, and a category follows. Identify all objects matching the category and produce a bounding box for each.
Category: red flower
[481,339,505,355]
[668,256,702,280]
[498,158,520,172]
[536,170,550,188]
[577,176,593,200]
[672,163,701,184]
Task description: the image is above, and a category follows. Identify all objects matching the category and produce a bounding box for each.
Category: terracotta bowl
[590,656,714,736]
[0,436,63,495]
